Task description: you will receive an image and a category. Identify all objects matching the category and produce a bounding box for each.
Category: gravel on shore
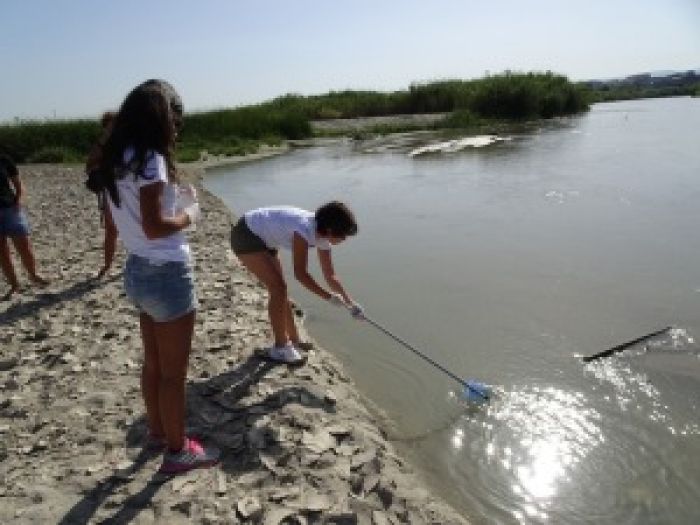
[0,162,469,524]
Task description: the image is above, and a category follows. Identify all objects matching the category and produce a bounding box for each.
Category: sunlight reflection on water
[445,328,700,523]
[451,386,604,522]
[584,328,699,435]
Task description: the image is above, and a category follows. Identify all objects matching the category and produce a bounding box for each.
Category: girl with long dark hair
[97,79,218,473]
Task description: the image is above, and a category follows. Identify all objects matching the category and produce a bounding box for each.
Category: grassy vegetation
[0,72,589,164]
[267,71,589,120]
[176,106,307,162]
[0,106,310,164]
[0,120,99,163]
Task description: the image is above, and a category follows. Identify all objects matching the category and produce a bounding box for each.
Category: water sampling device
[355,310,492,402]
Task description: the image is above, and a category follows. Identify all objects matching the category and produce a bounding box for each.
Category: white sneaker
[267,343,306,365]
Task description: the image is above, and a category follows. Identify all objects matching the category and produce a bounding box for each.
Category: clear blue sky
[1,0,698,122]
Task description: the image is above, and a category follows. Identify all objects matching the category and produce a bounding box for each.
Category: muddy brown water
[205,97,700,524]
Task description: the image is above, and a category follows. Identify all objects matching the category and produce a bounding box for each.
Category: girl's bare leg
[11,235,47,285]
[271,254,300,344]
[152,310,195,452]
[0,236,20,294]
[237,252,289,347]
[139,313,164,439]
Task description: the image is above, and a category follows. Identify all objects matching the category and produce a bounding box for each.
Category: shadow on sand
[58,353,333,525]
[0,274,121,325]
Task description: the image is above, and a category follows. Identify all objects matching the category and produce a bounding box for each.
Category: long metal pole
[362,315,489,399]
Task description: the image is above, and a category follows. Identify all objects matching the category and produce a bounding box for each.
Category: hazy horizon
[1,0,698,122]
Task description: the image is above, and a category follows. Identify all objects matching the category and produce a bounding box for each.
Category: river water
[204,97,700,524]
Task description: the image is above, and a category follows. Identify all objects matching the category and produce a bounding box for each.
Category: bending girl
[230,202,363,365]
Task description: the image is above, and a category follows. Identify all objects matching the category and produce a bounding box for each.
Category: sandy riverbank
[0,163,469,524]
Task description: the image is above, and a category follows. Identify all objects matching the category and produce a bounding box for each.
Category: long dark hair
[98,79,183,206]
[85,111,116,175]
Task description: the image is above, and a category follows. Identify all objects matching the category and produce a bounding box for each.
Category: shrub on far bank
[26,146,82,163]
[0,119,100,163]
[266,72,588,122]
[470,72,588,119]
[1,106,310,165]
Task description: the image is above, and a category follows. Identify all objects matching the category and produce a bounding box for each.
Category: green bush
[26,146,82,163]
[0,119,99,163]
[470,71,588,119]
[264,74,588,121]
[175,148,201,163]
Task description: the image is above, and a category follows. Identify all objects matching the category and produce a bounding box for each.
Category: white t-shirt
[244,206,331,251]
[107,149,190,263]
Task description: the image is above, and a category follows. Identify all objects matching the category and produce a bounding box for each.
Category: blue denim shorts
[124,254,197,322]
[0,206,30,236]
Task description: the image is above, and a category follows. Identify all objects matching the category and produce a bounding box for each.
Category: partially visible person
[85,111,118,278]
[0,154,48,299]
[230,202,364,365]
[96,79,219,474]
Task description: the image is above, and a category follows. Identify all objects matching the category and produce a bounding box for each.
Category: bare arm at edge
[318,247,353,304]
[292,232,332,300]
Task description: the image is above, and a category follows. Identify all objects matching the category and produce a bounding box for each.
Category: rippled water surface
[205,98,700,524]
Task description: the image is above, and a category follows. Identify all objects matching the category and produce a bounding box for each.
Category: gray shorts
[230,218,276,256]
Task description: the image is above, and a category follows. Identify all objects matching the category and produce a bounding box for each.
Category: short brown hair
[315,201,358,237]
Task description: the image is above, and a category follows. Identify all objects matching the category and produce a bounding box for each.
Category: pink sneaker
[159,437,220,474]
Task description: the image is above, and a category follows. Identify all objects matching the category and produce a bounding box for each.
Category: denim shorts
[0,206,30,236]
[124,254,197,322]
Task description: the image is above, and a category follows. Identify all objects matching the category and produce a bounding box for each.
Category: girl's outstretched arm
[292,233,334,300]
[317,247,353,304]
